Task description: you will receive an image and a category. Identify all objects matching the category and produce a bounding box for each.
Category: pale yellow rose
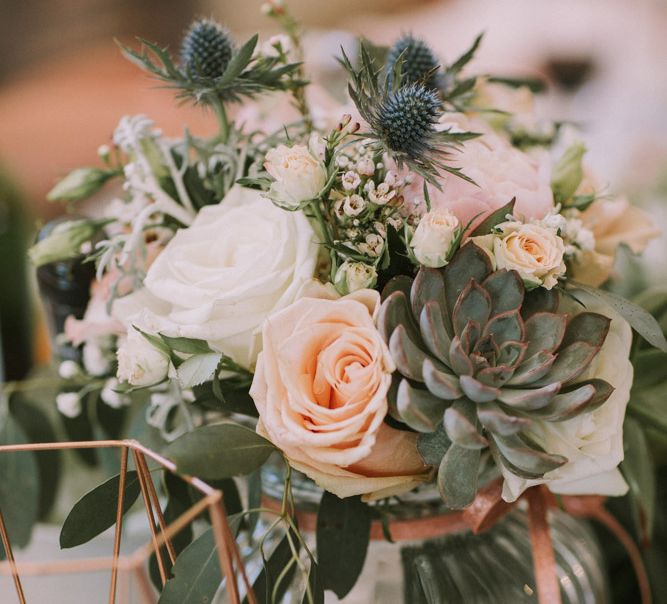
[572,198,661,286]
[473,222,566,289]
[410,209,461,268]
[250,289,429,500]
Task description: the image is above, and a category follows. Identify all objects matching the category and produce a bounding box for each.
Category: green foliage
[470,198,515,236]
[316,492,371,598]
[59,471,141,548]
[0,414,39,559]
[47,167,119,202]
[165,422,275,480]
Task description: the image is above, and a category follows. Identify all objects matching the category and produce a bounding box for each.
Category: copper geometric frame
[0,439,257,604]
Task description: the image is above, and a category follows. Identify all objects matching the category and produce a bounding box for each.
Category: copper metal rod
[135,452,176,565]
[209,493,244,604]
[132,450,167,587]
[108,444,129,604]
[0,505,27,604]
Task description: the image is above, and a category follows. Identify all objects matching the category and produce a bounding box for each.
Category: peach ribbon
[264,480,652,604]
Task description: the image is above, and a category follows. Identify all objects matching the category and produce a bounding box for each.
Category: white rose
[334,261,378,295]
[502,291,633,501]
[410,209,460,268]
[117,328,170,387]
[264,143,327,209]
[56,392,82,418]
[112,185,319,369]
[475,222,566,289]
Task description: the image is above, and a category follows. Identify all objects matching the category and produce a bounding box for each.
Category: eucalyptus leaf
[570,283,667,352]
[165,422,275,480]
[469,198,515,237]
[177,353,222,388]
[302,559,325,604]
[316,492,371,598]
[0,415,39,558]
[60,471,141,548]
[158,527,221,604]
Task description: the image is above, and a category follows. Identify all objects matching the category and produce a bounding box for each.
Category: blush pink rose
[414,114,554,228]
[250,288,429,500]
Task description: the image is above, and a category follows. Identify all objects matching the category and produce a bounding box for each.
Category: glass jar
[229,464,609,604]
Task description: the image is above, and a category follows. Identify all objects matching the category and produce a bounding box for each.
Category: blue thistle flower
[180,18,233,80]
[376,83,442,159]
[386,34,440,90]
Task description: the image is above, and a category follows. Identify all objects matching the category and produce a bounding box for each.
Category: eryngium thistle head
[376,83,442,160]
[180,18,233,80]
[378,242,615,508]
[386,34,440,90]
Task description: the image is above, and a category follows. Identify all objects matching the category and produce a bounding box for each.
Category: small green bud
[47,167,114,202]
[551,142,586,204]
[334,260,378,295]
[29,218,110,267]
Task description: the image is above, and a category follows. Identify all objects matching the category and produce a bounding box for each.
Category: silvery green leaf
[571,283,667,352]
[47,167,116,202]
[417,425,451,466]
[437,443,480,509]
[177,353,222,388]
[397,379,444,432]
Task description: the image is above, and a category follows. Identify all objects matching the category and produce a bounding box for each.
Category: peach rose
[571,198,661,286]
[427,114,554,228]
[250,288,429,500]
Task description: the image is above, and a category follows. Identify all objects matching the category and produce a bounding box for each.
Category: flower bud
[334,261,378,295]
[551,142,586,203]
[56,392,82,418]
[101,378,131,409]
[410,209,460,267]
[58,360,80,380]
[264,144,327,209]
[28,218,110,267]
[117,328,170,387]
[47,167,113,202]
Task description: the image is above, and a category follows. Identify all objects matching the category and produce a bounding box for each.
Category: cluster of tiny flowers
[331,141,420,262]
[539,209,595,259]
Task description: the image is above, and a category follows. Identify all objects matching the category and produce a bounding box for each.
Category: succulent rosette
[378,241,629,507]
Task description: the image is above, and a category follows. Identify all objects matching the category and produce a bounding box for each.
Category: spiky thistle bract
[385,34,440,91]
[118,19,304,107]
[339,43,478,187]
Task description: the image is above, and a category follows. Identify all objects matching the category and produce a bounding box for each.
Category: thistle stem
[211,97,230,143]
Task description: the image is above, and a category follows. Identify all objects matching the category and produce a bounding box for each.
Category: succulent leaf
[560,312,611,349]
[453,280,492,336]
[477,403,531,436]
[438,444,480,509]
[419,301,452,364]
[497,383,561,410]
[397,379,444,432]
[389,325,430,382]
[423,359,462,399]
[524,312,567,357]
[534,379,614,422]
[533,341,598,386]
[482,269,524,315]
[443,243,493,317]
[443,400,487,449]
[492,434,567,479]
[418,425,452,465]
[459,375,500,403]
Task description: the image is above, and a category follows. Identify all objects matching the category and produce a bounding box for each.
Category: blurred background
[1,0,666,601]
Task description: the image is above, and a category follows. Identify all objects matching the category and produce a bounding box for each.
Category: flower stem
[211,97,230,143]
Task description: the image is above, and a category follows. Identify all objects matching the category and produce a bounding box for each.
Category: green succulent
[378,242,615,508]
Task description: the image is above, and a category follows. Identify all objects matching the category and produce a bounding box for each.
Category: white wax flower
[56,392,82,418]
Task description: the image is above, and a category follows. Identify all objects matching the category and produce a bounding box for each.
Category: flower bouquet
[22,1,667,602]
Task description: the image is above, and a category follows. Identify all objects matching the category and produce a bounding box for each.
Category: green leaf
[158,527,222,604]
[47,167,116,202]
[470,198,515,236]
[316,492,371,598]
[59,470,141,548]
[437,443,480,509]
[448,33,484,76]
[0,415,39,558]
[177,353,222,388]
[160,335,214,355]
[621,417,655,542]
[220,34,259,85]
[570,283,667,352]
[165,422,275,480]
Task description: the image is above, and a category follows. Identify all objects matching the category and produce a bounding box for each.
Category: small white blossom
[358,233,384,257]
[343,194,366,217]
[56,392,82,418]
[342,171,362,191]
[369,182,396,206]
[83,341,112,376]
[333,198,346,220]
[335,155,350,168]
[58,360,80,380]
[374,222,387,238]
[260,34,292,59]
[384,170,399,187]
